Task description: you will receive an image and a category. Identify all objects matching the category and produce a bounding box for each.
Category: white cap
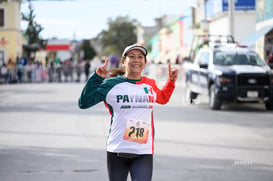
[122,44,148,57]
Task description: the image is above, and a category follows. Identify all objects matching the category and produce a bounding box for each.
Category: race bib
[123,119,150,144]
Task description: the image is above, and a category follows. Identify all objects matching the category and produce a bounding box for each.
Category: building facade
[196,0,273,61]
[254,0,273,60]
[0,0,23,65]
[198,0,256,43]
[147,11,195,64]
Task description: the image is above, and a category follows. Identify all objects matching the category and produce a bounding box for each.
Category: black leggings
[107,152,153,181]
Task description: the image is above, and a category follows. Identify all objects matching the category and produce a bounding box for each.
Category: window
[197,51,210,65]
[249,53,266,66]
[214,50,266,66]
[0,9,4,27]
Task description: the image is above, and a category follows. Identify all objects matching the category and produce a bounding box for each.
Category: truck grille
[236,74,270,98]
[237,74,270,86]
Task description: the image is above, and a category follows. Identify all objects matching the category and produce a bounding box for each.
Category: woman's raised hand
[168,63,178,81]
[96,58,109,78]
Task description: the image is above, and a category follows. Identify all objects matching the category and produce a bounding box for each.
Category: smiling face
[122,49,146,80]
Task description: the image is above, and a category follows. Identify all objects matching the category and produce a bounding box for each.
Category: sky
[21,0,196,41]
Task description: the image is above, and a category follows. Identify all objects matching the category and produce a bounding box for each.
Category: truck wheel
[209,85,221,110]
[265,101,273,111]
[184,82,197,104]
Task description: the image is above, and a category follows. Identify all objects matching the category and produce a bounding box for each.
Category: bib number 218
[124,120,150,144]
[129,126,145,138]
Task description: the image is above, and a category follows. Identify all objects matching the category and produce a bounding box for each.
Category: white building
[195,0,273,60]
[195,0,256,43]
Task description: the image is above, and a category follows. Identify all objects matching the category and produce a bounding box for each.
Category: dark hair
[109,67,125,77]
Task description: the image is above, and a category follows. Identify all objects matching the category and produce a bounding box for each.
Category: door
[197,51,210,95]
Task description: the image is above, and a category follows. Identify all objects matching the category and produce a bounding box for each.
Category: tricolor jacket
[78,72,175,154]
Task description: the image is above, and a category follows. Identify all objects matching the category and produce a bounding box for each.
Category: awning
[46,44,70,51]
[46,39,71,51]
[241,25,273,46]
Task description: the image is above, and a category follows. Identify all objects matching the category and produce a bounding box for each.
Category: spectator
[48,61,55,82]
[63,60,70,82]
[0,63,8,83]
[76,60,82,82]
[16,59,24,83]
[267,52,273,68]
[35,62,43,83]
[7,58,16,83]
[25,61,33,83]
[84,60,90,81]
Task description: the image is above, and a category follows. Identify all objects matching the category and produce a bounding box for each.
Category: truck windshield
[214,51,266,66]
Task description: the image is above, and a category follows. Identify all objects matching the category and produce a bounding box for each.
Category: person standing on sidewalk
[84,60,91,81]
[267,52,273,69]
[78,44,178,181]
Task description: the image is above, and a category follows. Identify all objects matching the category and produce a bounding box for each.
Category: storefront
[45,39,71,63]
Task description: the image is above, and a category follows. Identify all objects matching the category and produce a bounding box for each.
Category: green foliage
[98,16,137,57]
[21,1,43,45]
[21,0,44,59]
[81,39,97,60]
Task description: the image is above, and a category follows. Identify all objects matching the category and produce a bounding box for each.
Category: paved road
[0,78,273,181]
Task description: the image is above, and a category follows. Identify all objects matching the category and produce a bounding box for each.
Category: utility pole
[228,0,234,38]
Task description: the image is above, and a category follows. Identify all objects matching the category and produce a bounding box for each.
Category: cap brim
[122,45,147,57]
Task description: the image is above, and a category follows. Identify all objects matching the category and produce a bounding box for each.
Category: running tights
[107,151,153,181]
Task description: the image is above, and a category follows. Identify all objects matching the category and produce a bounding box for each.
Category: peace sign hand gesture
[96,58,109,78]
[168,63,178,81]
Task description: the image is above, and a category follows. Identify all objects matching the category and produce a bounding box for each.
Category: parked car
[182,43,273,110]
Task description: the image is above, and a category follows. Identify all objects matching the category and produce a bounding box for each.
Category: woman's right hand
[96,58,109,78]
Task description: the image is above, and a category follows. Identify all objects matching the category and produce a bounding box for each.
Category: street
[0,77,273,181]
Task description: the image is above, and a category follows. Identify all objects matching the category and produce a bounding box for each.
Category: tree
[21,0,44,56]
[81,39,97,60]
[98,16,137,57]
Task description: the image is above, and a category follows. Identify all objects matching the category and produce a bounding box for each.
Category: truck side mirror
[199,64,208,69]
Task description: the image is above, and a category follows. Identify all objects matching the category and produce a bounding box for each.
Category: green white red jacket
[78,72,175,154]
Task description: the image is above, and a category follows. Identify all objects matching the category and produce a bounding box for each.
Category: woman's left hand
[168,63,178,81]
